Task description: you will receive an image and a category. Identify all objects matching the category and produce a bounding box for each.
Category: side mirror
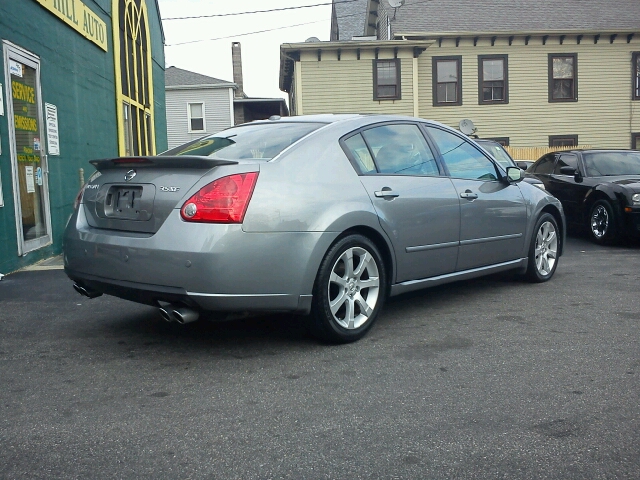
[506,166,524,184]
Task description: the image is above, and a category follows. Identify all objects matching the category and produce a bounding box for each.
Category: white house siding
[165,87,233,149]
[297,48,415,116]
[416,35,640,148]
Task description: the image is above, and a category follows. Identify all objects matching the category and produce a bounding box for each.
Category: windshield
[583,151,640,176]
[476,141,516,169]
[163,122,325,160]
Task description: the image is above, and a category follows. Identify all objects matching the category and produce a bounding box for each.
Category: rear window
[163,122,325,160]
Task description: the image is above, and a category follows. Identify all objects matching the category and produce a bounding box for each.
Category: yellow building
[280,0,640,149]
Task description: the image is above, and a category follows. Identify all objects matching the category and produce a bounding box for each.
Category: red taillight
[180,172,259,223]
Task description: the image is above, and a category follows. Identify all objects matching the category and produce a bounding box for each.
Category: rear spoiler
[89,155,238,171]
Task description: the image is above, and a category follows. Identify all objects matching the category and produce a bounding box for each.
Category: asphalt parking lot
[1,234,639,479]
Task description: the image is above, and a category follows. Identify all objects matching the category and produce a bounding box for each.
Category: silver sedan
[64,114,565,343]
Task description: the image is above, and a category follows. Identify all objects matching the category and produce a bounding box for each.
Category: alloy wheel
[591,205,609,239]
[534,220,558,276]
[327,246,380,330]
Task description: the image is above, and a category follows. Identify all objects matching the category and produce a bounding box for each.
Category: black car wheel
[526,213,560,283]
[589,199,617,244]
[310,234,387,343]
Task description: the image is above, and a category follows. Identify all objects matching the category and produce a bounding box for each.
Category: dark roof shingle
[165,66,233,87]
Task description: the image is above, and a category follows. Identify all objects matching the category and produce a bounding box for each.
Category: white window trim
[187,102,206,133]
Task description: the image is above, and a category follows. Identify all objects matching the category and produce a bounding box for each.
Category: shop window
[433,56,462,106]
[373,59,401,100]
[114,0,155,155]
[549,53,577,102]
[479,55,508,104]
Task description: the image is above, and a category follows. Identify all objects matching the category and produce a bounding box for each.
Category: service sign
[33,0,108,51]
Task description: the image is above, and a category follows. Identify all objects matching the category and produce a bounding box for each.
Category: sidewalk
[20,254,63,272]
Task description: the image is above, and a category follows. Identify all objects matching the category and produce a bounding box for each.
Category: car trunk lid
[81,156,237,234]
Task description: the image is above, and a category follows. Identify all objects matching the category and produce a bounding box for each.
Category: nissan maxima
[64,114,565,343]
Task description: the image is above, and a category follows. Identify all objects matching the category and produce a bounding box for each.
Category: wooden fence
[504,145,592,161]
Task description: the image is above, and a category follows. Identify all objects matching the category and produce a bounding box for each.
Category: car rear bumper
[63,207,335,314]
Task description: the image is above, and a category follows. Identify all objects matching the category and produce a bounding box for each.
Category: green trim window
[433,56,462,106]
[373,59,401,100]
[549,53,578,102]
[478,55,508,104]
[114,0,155,155]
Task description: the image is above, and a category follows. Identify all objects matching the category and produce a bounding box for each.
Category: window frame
[432,56,462,107]
[632,133,640,149]
[549,134,578,147]
[484,137,510,146]
[373,59,401,101]
[478,55,508,105]
[187,102,206,133]
[548,53,578,102]
[633,52,640,100]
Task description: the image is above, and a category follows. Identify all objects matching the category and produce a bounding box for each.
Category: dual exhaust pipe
[73,283,199,325]
[158,303,200,325]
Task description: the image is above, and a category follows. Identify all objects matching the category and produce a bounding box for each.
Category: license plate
[104,185,144,219]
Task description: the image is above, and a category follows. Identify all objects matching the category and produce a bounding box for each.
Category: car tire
[526,213,560,283]
[589,199,617,244]
[309,234,387,343]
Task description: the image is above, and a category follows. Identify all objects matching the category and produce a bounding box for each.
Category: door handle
[460,190,478,200]
[374,188,399,199]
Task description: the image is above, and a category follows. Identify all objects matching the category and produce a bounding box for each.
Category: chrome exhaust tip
[158,306,176,323]
[73,283,103,299]
[172,305,199,325]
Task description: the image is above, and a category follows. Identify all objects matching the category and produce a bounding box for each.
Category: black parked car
[526,149,640,244]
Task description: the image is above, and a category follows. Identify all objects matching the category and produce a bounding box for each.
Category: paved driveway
[1,235,638,479]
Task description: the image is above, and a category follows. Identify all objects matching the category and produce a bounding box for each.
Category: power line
[162,0,357,21]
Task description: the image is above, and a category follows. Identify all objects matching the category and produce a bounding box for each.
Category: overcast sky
[157,0,333,100]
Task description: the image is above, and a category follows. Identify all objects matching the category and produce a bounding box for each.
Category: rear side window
[357,124,440,175]
[163,122,325,160]
[531,154,556,174]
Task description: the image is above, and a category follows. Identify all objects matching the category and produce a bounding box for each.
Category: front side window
[426,126,498,181]
[479,55,508,104]
[549,53,577,102]
[188,103,205,132]
[553,154,579,174]
[433,56,462,106]
[633,52,640,100]
[373,59,401,100]
[356,124,439,175]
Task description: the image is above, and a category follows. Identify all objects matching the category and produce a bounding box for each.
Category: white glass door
[3,41,52,255]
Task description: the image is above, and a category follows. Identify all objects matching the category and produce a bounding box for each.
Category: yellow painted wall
[292,35,640,148]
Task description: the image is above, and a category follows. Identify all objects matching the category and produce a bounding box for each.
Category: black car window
[531,154,556,174]
[583,151,640,176]
[359,124,440,176]
[425,126,499,181]
[554,154,578,174]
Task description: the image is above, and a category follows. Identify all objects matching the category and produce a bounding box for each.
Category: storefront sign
[33,0,108,51]
[45,103,60,155]
[25,166,36,193]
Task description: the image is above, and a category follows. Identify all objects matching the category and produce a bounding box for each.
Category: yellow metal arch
[112,0,156,156]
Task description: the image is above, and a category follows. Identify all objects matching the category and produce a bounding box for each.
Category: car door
[342,123,460,283]
[546,153,586,221]
[424,125,527,272]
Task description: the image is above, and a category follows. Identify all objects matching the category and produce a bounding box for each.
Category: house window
[479,55,508,104]
[632,133,640,149]
[373,59,401,100]
[433,56,462,106]
[633,52,640,100]
[188,103,205,132]
[485,137,509,146]
[549,135,578,147]
[549,53,577,102]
